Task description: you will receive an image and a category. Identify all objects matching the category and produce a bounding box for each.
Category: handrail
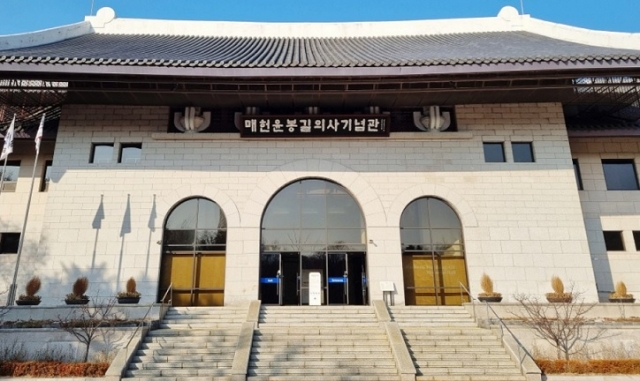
[122,283,173,360]
[160,283,173,305]
[458,282,537,371]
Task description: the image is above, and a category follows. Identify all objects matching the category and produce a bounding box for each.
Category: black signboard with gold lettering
[240,115,390,137]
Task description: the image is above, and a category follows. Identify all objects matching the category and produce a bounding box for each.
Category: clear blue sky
[0,0,638,35]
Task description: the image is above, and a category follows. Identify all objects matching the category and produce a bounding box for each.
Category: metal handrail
[160,283,173,305]
[458,282,537,370]
[122,283,173,358]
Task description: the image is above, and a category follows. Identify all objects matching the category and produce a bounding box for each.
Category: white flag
[0,115,15,161]
[35,113,45,154]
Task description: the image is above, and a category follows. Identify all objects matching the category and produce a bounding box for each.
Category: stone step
[147,328,240,337]
[132,354,235,363]
[413,359,518,368]
[146,334,239,342]
[137,348,237,356]
[128,361,234,370]
[252,339,390,346]
[250,352,394,361]
[247,359,396,368]
[415,375,525,381]
[409,352,512,361]
[247,377,399,381]
[246,367,398,376]
[125,368,233,377]
[251,346,393,354]
[158,322,244,329]
[417,367,524,376]
[141,342,237,350]
[254,334,388,341]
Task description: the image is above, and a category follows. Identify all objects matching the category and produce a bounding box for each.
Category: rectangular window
[90,143,114,164]
[602,159,639,190]
[633,231,640,251]
[512,142,534,163]
[483,142,505,163]
[573,159,583,190]
[0,160,20,192]
[118,143,142,164]
[40,160,53,192]
[0,232,20,254]
[603,231,625,251]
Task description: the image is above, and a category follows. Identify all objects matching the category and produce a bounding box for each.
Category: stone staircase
[390,306,527,381]
[121,303,533,381]
[247,305,399,381]
[123,305,248,380]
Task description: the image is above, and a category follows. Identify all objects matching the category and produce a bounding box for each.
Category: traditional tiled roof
[1,31,639,69]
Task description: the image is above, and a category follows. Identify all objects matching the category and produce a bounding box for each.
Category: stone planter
[478,295,503,303]
[64,298,89,305]
[117,296,141,304]
[15,299,40,306]
[609,297,635,303]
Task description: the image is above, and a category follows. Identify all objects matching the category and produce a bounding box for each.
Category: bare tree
[512,289,608,360]
[57,297,123,362]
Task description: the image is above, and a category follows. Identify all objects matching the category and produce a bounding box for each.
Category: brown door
[160,250,225,306]
[403,254,469,306]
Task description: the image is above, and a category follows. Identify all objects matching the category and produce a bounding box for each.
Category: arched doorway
[400,197,469,306]
[159,197,227,306]
[260,179,368,305]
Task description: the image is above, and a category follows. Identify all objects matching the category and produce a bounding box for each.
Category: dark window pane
[300,195,326,228]
[0,233,20,254]
[327,228,365,245]
[634,231,640,251]
[483,142,505,163]
[166,199,198,229]
[400,198,429,228]
[197,199,225,229]
[602,160,639,190]
[90,143,113,163]
[119,143,142,163]
[512,142,534,163]
[428,198,462,228]
[573,159,583,190]
[603,231,624,251]
[40,160,53,192]
[0,161,20,192]
[164,230,195,245]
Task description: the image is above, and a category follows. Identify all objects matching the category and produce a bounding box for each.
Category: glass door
[259,253,282,305]
[328,253,348,304]
[300,251,325,305]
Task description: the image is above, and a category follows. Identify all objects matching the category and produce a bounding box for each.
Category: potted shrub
[117,277,141,304]
[16,276,42,306]
[477,273,502,302]
[545,275,572,303]
[65,276,90,305]
[609,281,635,303]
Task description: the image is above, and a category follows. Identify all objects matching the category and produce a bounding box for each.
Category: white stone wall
[570,137,640,301]
[7,102,597,305]
[0,140,54,305]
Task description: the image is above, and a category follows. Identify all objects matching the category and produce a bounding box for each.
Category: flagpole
[6,114,44,306]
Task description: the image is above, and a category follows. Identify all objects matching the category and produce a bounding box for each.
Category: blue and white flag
[0,115,15,161]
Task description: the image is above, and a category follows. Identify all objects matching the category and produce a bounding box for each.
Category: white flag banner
[0,115,15,161]
[35,113,45,154]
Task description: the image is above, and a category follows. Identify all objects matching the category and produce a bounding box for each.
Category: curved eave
[1,59,639,78]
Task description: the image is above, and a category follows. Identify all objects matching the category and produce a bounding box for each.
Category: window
[0,160,20,192]
[512,142,534,163]
[119,143,142,164]
[634,231,640,251]
[90,143,114,164]
[0,232,20,254]
[40,160,53,192]
[573,159,583,190]
[602,159,639,190]
[603,231,624,251]
[483,142,505,163]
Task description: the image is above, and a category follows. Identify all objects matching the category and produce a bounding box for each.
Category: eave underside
[1,66,639,127]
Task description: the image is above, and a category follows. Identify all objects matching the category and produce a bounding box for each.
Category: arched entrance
[260,179,368,305]
[159,197,227,306]
[400,197,469,305]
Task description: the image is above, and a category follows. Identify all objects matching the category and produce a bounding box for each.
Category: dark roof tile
[1,31,639,68]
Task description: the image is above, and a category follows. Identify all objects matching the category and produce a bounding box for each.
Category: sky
[0,0,638,35]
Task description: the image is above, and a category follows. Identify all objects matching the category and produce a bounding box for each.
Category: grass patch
[536,359,640,374]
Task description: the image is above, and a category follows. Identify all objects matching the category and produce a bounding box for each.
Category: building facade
[0,6,639,306]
